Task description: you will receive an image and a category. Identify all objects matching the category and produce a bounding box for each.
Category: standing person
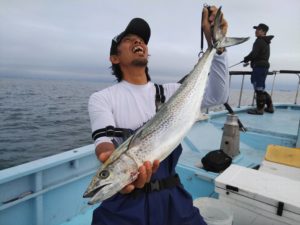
[88,6,228,225]
[244,23,274,115]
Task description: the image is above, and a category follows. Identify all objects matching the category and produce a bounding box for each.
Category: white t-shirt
[89,53,229,146]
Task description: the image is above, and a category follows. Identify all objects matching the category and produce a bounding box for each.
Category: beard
[131,58,148,67]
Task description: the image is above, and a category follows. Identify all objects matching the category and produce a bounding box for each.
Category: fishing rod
[229,61,243,68]
[229,61,249,68]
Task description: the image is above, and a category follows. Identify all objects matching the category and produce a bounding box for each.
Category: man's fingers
[152,160,160,173]
[99,150,112,162]
[120,184,135,194]
[133,165,147,188]
[144,161,152,183]
[208,5,218,24]
[119,160,160,195]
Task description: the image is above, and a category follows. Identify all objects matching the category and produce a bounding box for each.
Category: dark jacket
[244,35,274,68]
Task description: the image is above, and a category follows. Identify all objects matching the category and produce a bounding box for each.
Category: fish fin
[101,136,133,169]
[127,128,147,148]
[218,37,250,48]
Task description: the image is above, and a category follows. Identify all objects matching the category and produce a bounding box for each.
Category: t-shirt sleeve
[201,51,229,108]
[88,91,115,146]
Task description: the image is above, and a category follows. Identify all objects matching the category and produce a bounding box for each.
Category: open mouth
[132,46,144,54]
[83,184,109,198]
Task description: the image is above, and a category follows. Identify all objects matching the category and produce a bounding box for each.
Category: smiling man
[88,6,229,225]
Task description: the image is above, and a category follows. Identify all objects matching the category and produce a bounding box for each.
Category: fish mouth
[83,183,110,198]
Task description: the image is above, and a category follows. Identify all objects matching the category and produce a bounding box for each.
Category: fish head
[83,154,138,204]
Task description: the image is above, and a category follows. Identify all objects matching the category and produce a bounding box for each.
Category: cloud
[0,0,299,81]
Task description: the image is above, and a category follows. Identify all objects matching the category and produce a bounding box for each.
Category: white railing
[229,70,300,107]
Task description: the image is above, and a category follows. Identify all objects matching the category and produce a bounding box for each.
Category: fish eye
[99,170,109,179]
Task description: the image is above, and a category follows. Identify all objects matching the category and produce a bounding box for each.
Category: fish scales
[120,50,214,170]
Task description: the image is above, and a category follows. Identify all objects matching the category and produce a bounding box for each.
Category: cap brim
[253,26,258,29]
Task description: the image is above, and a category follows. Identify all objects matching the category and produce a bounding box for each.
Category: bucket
[193,197,233,225]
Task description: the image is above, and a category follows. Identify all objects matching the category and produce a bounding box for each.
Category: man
[88,6,228,225]
[244,23,274,115]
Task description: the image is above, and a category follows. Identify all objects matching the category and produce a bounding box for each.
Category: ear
[110,55,119,64]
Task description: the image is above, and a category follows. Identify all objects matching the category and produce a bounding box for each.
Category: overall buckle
[150,180,160,192]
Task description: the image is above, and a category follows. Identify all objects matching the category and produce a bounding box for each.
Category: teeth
[133,46,143,53]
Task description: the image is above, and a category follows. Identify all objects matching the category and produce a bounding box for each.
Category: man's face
[114,34,148,67]
[255,28,266,37]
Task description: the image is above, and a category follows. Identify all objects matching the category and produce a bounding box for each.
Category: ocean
[0,77,112,170]
[0,77,298,170]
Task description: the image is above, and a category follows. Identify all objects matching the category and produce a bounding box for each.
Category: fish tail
[213,7,249,49]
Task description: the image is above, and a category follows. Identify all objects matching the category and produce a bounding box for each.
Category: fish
[83,7,249,205]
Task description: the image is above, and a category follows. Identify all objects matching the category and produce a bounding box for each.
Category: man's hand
[120,160,160,194]
[96,143,160,194]
[202,5,228,48]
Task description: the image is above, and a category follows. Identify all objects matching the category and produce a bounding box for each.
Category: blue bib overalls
[91,84,207,225]
[91,145,206,225]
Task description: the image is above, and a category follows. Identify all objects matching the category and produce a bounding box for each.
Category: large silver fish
[83,7,249,205]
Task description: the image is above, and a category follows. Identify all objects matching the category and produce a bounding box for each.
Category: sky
[0,0,300,84]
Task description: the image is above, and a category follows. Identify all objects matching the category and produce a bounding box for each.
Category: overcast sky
[0,0,299,83]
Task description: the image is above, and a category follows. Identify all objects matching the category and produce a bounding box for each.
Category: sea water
[0,77,298,170]
[0,77,112,170]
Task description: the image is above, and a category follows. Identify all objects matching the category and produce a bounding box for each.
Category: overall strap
[154,83,166,111]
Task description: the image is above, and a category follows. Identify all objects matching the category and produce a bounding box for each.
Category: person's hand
[96,143,160,194]
[96,142,115,162]
[202,5,228,48]
[243,56,250,63]
[120,160,160,194]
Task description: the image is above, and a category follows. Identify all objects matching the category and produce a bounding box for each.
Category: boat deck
[61,104,300,225]
[0,104,299,225]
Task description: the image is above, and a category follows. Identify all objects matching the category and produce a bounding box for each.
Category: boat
[0,70,299,225]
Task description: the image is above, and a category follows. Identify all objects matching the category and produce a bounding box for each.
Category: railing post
[270,71,277,97]
[252,91,255,106]
[295,73,300,104]
[296,120,300,148]
[238,75,245,108]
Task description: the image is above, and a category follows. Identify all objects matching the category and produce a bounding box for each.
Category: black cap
[110,18,151,55]
[253,23,269,33]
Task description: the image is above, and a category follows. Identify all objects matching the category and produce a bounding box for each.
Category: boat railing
[229,70,300,107]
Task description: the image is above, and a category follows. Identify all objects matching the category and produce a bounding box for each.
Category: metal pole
[238,75,245,108]
[295,73,300,104]
[270,71,277,97]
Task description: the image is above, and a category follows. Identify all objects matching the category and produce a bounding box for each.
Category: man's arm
[202,53,229,108]
[244,39,261,63]
[201,6,229,108]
